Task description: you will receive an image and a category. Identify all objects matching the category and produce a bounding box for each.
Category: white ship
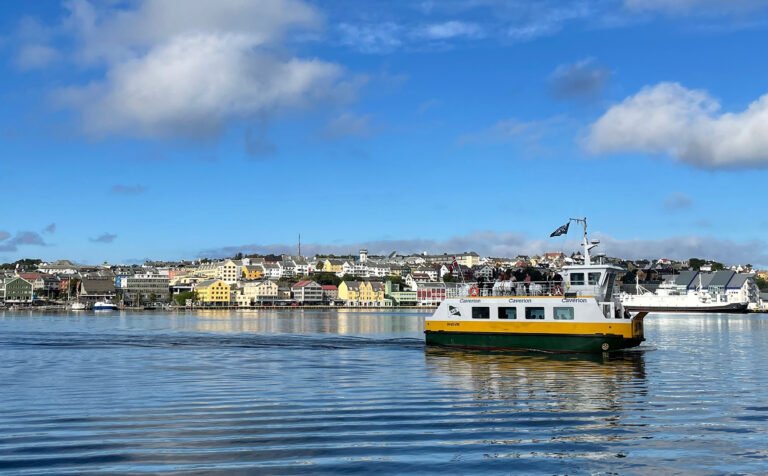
[93,300,118,311]
[620,271,755,314]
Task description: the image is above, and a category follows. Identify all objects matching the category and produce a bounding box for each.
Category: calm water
[1,310,767,475]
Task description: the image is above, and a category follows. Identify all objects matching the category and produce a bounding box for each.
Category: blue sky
[1,0,768,266]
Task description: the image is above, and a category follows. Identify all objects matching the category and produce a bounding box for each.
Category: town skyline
[2,1,768,266]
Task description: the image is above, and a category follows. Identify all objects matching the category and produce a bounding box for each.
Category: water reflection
[425,349,647,411]
[169,309,427,336]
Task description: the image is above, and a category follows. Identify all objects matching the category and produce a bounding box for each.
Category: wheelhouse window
[588,272,601,285]
[570,273,585,286]
[498,307,517,319]
[525,307,545,320]
[554,307,574,320]
[472,307,490,319]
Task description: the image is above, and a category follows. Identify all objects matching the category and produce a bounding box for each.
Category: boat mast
[569,217,591,266]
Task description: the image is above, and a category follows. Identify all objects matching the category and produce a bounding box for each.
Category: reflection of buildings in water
[170,309,427,335]
[424,349,647,413]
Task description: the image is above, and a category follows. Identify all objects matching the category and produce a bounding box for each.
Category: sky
[1,0,768,266]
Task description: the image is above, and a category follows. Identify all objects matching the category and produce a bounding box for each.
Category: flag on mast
[550,222,570,237]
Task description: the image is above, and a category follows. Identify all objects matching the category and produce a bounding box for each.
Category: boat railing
[462,280,602,298]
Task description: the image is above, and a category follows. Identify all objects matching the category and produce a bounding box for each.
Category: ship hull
[623,302,748,314]
[424,331,642,353]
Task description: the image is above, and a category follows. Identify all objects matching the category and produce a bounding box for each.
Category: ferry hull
[424,331,642,353]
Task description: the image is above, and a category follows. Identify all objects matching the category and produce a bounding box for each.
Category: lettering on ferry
[561,298,588,303]
[460,299,480,303]
[508,299,532,303]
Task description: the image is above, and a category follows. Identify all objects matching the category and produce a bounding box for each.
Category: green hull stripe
[425,331,642,353]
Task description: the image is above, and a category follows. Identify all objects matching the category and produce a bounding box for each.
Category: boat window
[498,307,517,319]
[525,307,545,320]
[472,307,490,319]
[588,273,601,285]
[570,273,585,286]
[554,307,574,320]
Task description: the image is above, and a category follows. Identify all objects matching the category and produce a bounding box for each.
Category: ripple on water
[1,311,768,474]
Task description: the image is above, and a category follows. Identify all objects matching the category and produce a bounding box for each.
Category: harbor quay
[2,249,767,312]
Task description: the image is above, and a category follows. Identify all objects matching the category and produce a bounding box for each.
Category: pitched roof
[292,280,320,288]
[675,270,699,288]
[709,270,735,288]
[726,274,749,289]
[321,285,338,291]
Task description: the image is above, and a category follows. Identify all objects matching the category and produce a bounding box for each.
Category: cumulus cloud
[0,231,48,252]
[663,192,693,210]
[46,0,354,139]
[90,233,117,244]
[198,231,768,265]
[550,58,610,100]
[587,82,768,168]
[111,184,147,195]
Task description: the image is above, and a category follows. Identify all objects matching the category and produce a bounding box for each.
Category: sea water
[1,310,767,474]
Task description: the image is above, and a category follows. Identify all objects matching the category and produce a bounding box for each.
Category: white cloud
[336,22,404,54]
[418,21,484,39]
[48,0,354,138]
[587,82,768,168]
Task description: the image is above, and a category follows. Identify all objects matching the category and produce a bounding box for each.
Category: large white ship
[620,271,755,313]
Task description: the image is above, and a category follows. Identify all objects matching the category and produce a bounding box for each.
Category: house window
[525,307,545,320]
[588,273,601,285]
[554,307,574,320]
[498,307,517,319]
[570,273,585,286]
[472,307,490,319]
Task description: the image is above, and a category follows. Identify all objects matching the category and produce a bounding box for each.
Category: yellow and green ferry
[425,219,647,353]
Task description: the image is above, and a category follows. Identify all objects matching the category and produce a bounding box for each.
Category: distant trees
[688,258,725,271]
[174,291,197,306]
[312,273,341,286]
[756,277,768,291]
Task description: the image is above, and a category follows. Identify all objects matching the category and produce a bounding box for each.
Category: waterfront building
[122,273,170,304]
[338,281,387,307]
[321,284,338,303]
[239,280,278,305]
[384,281,417,306]
[195,279,231,306]
[291,280,323,304]
[79,277,116,304]
[3,277,33,302]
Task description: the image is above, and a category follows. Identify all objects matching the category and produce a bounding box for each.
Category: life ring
[469,285,480,297]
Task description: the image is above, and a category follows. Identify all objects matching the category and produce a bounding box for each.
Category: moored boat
[93,300,118,311]
[425,218,647,353]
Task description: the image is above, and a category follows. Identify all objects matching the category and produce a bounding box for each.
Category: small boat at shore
[93,300,118,311]
[425,218,647,353]
[69,302,86,311]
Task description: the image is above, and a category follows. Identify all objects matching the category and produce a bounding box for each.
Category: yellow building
[195,279,231,306]
[242,265,264,280]
[323,259,344,275]
[338,281,387,306]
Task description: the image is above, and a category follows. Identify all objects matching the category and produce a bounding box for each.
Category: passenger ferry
[93,300,118,311]
[425,219,647,353]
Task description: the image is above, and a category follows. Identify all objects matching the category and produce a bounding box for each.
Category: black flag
[550,222,569,237]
